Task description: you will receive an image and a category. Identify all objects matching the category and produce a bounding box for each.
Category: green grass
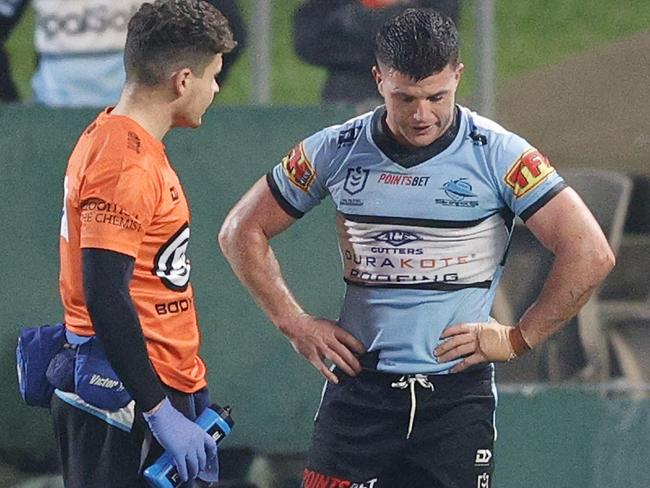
[494,0,650,77]
[5,1,650,105]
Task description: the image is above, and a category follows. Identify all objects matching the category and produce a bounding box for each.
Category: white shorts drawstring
[390,374,434,439]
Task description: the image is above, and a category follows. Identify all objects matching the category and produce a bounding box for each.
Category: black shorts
[51,386,212,488]
[303,365,496,488]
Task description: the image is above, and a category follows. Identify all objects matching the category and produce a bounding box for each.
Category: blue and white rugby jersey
[268,105,566,374]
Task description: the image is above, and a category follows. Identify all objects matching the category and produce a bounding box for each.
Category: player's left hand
[434,321,530,373]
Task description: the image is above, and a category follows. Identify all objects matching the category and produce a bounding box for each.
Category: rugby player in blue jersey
[219,8,614,488]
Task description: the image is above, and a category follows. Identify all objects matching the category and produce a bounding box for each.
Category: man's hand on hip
[434,321,531,373]
[281,314,366,383]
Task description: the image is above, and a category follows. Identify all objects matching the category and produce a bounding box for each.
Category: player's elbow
[596,242,616,278]
[217,215,240,260]
[556,232,615,285]
[586,238,616,283]
[218,212,257,262]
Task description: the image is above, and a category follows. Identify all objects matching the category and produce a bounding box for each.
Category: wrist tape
[477,323,531,362]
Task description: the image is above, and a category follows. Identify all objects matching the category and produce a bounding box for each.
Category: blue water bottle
[143,404,234,488]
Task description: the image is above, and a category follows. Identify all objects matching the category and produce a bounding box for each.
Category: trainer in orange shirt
[53,2,236,487]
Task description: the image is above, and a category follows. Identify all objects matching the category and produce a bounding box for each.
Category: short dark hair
[124,0,236,85]
[374,8,459,80]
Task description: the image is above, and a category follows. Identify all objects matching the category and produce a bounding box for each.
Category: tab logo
[475,449,492,466]
[505,148,555,198]
[344,167,370,195]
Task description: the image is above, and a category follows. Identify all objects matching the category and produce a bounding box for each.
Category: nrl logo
[375,230,421,247]
[343,167,370,195]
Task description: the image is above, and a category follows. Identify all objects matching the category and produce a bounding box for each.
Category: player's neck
[112,85,174,141]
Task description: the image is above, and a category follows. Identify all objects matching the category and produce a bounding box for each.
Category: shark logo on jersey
[443,178,477,200]
[435,178,479,207]
[375,231,422,247]
[344,167,370,195]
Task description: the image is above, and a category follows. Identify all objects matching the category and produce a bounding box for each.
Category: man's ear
[372,65,383,96]
[170,68,193,97]
[454,62,465,81]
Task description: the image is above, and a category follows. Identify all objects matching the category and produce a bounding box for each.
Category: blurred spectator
[210,0,247,84]
[0,0,29,101]
[294,0,461,112]
[0,0,246,107]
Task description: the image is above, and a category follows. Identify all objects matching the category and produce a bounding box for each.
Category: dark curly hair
[124,0,236,85]
[374,8,459,81]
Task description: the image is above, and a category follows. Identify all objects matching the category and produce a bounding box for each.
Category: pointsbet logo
[303,469,378,488]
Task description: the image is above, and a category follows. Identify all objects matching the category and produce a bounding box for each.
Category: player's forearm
[515,241,614,348]
[83,249,166,411]
[219,225,306,333]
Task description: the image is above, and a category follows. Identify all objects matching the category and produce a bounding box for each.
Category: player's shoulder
[307,110,374,150]
[80,111,164,173]
[459,105,519,142]
[298,110,374,172]
[459,105,532,158]
[280,110,374,188]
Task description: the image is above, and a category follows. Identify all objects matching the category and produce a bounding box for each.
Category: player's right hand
[143,397,218,483]
[281,314,366,383]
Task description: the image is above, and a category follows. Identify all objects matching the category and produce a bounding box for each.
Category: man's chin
[188,114,202,128]
[174,117,201,129]
[407,133,439,148]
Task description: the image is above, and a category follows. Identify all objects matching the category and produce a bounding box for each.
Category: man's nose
[413,100,430,122]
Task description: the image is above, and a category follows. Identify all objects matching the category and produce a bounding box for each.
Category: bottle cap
[210,403,234,428]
